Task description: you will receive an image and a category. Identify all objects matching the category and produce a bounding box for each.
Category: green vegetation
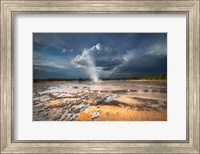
[102,73,167,80]
[126,72,167,80]
[33,78,90,82]
[33,72,167,82]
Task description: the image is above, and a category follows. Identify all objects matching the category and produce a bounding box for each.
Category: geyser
[72,43,131,83]
[86,52,99,83]
[72,44,101,83]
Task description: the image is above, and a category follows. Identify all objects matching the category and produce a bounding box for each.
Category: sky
[33,33,167,79]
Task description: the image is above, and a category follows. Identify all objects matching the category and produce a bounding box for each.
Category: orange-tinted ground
[33,80,167,121]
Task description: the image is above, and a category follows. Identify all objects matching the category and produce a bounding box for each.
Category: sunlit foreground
[33,80,167,121]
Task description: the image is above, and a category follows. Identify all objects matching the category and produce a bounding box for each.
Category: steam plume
[84,51,99,82]
[71,43,133,82]
[72,44,101,82]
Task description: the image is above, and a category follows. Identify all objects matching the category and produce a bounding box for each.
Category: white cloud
[71,43,132,70]
[145,42,167,56]
[34,67,41,70]
[62,49,66,53]
[71,43,134,80]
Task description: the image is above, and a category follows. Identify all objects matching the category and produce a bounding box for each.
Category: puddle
[112,90,129,94]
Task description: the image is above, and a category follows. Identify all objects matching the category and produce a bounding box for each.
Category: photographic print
[33,33,167,121]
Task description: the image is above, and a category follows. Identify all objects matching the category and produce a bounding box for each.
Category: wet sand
[33,80,167,121]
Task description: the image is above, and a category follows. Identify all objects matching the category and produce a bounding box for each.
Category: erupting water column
[85,50,99,83]
[72,43,103,83]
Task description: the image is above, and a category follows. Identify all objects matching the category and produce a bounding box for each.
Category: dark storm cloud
[33,33,167,79]
[114,55,167,74]
[71,40,166,77]
[145,35,167,57]
[71,43,132,71]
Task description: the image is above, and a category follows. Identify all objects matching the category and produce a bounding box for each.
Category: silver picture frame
[0,0,199,153]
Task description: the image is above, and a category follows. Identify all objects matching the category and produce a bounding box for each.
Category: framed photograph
[0,0,199,153]
[33,32,167,122]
